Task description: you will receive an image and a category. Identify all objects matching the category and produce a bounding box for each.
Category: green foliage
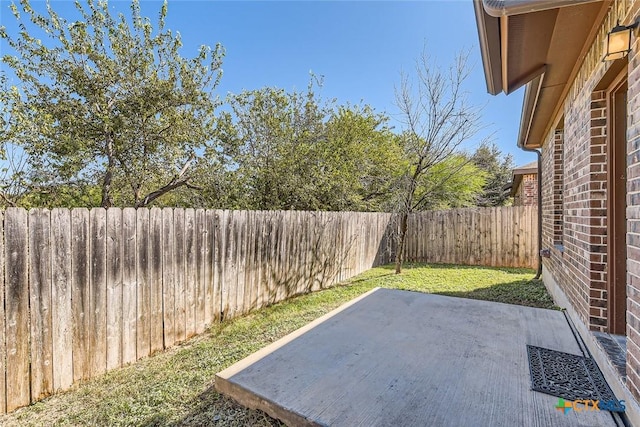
[0,0,224,207]
[312,105,405,211]
[216,82,328,210]
[471,141,514,207]
[414,154,487,210]
[213,81,403,211]
[0,5,495,213]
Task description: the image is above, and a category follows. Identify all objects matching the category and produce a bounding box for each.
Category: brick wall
[626,21,640,400]
[552,132,564,245]
[513,173,538,207]
[522,174,537,206]
[541,127,571,322]
[541,130,564,246]
[542,87,609,332]
[538,0,640,401]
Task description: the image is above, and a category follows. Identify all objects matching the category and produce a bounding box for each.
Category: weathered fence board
[0,205,536,414]
[210,210,222,322]
[71,208,91,382]
[218,210,229,318]
[235,210,247,316]
[5,208,28,411]
[149,208,163,354]
[195,209,206,333]
[122,208,137,365]
[106,208,123,371]
[173,209,186,341]
[162,208,175,349]
[244,211,255,312]
[28,209,52,401]
[185,209,197,335]
[89,208,107,377]
[136,208,150,359]
[205,210,215,326]
[226,211,239,317]
[51,208,73,392]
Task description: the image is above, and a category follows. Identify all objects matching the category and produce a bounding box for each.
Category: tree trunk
[101,136,115,208]
[395,209,408,274]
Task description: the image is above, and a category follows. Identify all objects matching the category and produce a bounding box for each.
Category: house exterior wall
[538,0,640,403]
[542,87,609,332]
[626,10,640,400]
[513,174,538,207]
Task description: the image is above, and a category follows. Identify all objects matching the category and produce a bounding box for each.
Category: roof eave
[473,0,502,95]
[517,74,545,149]
[513,167,538,176]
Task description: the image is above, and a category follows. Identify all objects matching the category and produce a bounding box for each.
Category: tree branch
[135,154,200,207]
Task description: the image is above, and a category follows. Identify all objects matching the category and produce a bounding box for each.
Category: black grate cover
[527,345,618,403]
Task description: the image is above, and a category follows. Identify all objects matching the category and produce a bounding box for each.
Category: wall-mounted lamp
[603,20,639,61]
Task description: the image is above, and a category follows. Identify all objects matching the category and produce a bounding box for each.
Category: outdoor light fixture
[603,20,639,61]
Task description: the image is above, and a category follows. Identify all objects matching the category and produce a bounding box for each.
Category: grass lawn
[0,263,556,426]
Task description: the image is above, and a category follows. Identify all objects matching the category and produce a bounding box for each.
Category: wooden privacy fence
[403,206,538,269]
[0,208,394,413]
[0,205,536,413]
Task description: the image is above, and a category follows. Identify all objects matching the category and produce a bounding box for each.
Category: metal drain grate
[527,345,618,403]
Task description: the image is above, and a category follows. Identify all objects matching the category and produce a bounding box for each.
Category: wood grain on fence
[28,209,52,402]
[122,208,137,365]
[136,208,150,361]
[52,209,73,392]
[403,206,537,269]
[106,208,123,372]
[89,208,107,377]
[71,208,90,382]
[0,205,536,413]
[5,208,28,412]
[149,208,163,354]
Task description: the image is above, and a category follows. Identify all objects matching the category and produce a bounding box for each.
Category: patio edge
[215,287,381,426]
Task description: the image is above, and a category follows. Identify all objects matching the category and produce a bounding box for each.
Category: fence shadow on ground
[433,278,557,310]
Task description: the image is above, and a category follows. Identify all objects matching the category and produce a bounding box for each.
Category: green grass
[0,263,556,426]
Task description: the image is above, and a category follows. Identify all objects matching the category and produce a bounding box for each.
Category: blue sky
[0,0,534,167]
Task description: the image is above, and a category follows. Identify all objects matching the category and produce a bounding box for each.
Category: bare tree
[393,48,490,274]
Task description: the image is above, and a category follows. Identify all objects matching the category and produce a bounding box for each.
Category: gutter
[517,76,545,279]
[518,74,544,149]
[521,147,543,280]
[482,0,602,17]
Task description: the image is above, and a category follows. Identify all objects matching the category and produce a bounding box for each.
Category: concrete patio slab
[216,288,618,426]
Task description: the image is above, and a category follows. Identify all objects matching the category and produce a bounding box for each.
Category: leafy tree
[313,105,404,211]
[415,154,486,210]
[216,82,327,210]
[471,141,514,207]
[216,80,402,211]
[0,0,224,207]
[168,145,244,209]
[393,48,490,274]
